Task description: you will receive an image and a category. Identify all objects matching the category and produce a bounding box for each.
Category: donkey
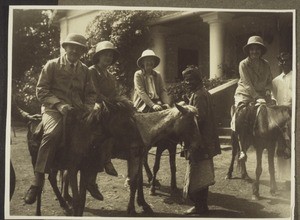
[26,98,152,216]
[26,98,202,216]
[133,103,202,196]
[26,116,72,215]
[143,137,179,196]
[226,103,291,200]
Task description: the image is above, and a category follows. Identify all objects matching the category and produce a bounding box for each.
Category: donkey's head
[173,103,203,149]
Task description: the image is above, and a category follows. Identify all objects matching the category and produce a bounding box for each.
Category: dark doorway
[177,48,198,80]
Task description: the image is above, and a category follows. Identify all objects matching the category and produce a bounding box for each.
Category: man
[182,66,221,215]
[272,52,292,189]
[24,33,103,204]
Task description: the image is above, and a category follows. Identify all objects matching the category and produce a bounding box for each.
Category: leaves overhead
[86,10,169,95]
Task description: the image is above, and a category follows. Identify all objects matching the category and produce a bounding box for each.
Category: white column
[201,12,233,79]
[151,26,170,81]
[59,18,69,55]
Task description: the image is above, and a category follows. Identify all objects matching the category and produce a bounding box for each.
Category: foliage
[13,68,41,114]
[86,10,170,96]
[12,9,60,113]
[167,76,230,103]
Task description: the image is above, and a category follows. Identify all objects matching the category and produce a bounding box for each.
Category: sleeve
[265,63,273,92]
[157,73,172,105]
[36,61,61,108]
[271,78,278,101]
[239,62,260,99]
[134,71,155,108]
[84,68,97,107]
[193,92,208,124]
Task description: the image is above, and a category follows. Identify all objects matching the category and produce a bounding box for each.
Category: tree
[12,9,60,113]
[86,10,169,96]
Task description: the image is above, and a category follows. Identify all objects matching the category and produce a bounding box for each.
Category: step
[219,135,231,145]
[217,127,232,136]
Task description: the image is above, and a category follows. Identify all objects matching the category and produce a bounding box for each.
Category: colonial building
[55,9,293,128]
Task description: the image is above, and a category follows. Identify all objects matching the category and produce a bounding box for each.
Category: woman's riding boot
[24,172,44,204]
[103,140,118,176]
[104,161,118,176]
[86,171,104,201]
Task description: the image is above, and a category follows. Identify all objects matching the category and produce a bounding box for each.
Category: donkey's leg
[150,146,164,195]
[268,143,277,195]
[62,170,72,203]
[35,191,42,216]
[143,153,153,183]
[137,154,153,214]
[127,151,139,215]
[226,132,238,179]
[169,144,178,194]
[78,170,88,216]
[68,169,80,216]
[48,170,71,214]
[252,147,263,200]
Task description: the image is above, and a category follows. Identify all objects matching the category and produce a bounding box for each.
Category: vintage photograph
[6,6,295,219]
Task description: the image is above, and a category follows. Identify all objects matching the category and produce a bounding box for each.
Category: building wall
[59,10,99,54]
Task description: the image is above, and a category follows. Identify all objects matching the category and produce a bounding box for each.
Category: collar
[142,69,157,77]
[60,54,79,68]
[281,70,292,78]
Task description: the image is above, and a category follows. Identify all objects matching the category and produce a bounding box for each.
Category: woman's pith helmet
[243,36,267,55]
[137,49,160,69]
[92,41,120,64]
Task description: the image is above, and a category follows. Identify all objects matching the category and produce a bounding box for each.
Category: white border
[6,5,296,220]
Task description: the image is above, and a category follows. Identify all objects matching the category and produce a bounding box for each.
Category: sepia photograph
[6,5,295,219]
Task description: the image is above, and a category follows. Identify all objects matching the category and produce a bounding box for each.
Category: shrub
[86,10,171,96]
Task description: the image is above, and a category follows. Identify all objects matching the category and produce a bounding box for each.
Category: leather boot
[104,161,118,176]
[87,183,104,201]
[24,185,42,204]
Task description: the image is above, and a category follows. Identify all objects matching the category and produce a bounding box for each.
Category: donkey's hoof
[149,188,156,196]
[270,190,278,196]
[127,208,137,215]
[252,194,260,200]
[225,174,232,180]
[142,204,154,214]
[150,179,161,188]
[170,187,180,196]
[241,174,252,182]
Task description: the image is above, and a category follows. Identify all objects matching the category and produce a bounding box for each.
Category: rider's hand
[94,103,101,110]
[152,104,163,111]
[27,114,42,121]
[265,90,271,97]
[256,98,266,104]
[56,103,73,115]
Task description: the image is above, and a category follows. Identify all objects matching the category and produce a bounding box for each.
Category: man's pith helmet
[61,33,87,50]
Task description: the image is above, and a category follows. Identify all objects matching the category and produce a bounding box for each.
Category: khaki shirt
[234,57,272,104]
[133,69,169,112]
[36,54,93,112]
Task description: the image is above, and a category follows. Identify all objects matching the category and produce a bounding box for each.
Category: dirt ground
[8,125,293,218]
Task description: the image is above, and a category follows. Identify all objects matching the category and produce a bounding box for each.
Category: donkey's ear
[175,103,189,115]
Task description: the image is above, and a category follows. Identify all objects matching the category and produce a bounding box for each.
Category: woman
[182,66,221,215]
[233,36,273,160]
[86,40,120,200]
[133,49,170,112]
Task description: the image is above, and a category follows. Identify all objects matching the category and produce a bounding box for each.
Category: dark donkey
[226,103,291,200]
[26,97,153,216]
